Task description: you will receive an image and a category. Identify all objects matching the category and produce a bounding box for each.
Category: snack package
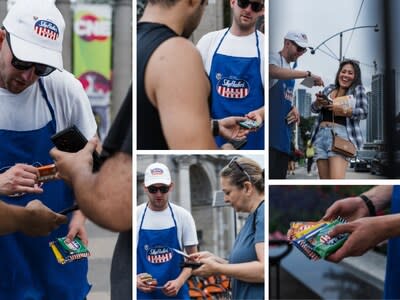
[287,217,348,260]
[139,273,158,286]
[37,164,58,182]
[49,236,90,264]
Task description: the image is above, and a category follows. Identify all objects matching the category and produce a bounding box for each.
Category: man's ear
[0,30,5,49]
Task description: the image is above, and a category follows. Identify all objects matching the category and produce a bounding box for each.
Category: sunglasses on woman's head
[5,30,56,77]
[237,0,264,13]
[147,185,170,194]
[227,157,252,183]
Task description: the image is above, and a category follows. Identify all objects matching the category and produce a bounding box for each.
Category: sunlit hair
[220,157,264,193]
[334,59,363,91]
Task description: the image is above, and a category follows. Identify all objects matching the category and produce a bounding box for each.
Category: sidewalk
[286,164,318,179]
[285,164,383,180]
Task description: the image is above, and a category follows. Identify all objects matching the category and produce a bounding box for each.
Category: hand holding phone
[180,261,203,269]
[238,119,259,129]
[316,92,332,106]
[51,125,102,172]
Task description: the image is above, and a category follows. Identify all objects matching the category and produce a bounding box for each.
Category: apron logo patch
[216,77,249,99]
[146,246,173,264]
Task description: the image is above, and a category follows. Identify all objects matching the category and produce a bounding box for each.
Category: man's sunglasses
[290,40,307,53]
[5,30,56,77]
[237,0,264,13]
[147,185,170,194]
[227,157,252,183]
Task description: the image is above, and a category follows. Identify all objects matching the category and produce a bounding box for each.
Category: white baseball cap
[284,30,309,48]
[3,0,65,70]
[144,163,171,187]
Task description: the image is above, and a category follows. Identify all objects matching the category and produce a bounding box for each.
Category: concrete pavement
[86,221,119,300]
[285,163,384,180]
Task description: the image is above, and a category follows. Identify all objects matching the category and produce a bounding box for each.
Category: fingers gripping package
[140,273,158,286]
[287,217,348,260]
[49,236,90,264]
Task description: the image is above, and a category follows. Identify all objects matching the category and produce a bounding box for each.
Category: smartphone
[180,262,203,269]
[318,93,332,104]
[51,125,102,172]
[238,119,259,129]
[229,139,247,150]
[58,204,79,215]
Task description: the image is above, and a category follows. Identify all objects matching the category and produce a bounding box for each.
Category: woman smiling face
[338,63,355,89]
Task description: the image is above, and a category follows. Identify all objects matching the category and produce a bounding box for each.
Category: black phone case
[51,125,102,172]
[180,262,203,269]
[58,204,79,215]
[230,139,247,150]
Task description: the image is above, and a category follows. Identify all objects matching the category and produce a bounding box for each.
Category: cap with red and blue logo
[3,0,65,70]
[144,162,171,187]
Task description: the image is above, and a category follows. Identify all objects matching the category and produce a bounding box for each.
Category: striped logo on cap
[34,20,59,40]
[150,168,164,176]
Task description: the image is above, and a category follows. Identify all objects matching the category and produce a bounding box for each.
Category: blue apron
[137,203,189,299]
[0,80,90,300]
[210,29,264,150]
[269,55,295,154]
[384,185,400,299]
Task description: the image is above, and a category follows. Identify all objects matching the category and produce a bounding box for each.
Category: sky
[269,0,385,94]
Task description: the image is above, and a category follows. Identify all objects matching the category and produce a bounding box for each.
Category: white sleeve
[65,76,97,139]
[196,31,219,75]
[136,204,146,244]
[181,209,198,247]
[44,71,97,139]
[269,52,281,67]
[258,31,265,87]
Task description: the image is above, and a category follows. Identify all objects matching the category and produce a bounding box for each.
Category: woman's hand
[191,257,221,277]
[329,103,352,117]
[314,93,331,109]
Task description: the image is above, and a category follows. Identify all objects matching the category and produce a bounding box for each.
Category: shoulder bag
[331,111,356,158]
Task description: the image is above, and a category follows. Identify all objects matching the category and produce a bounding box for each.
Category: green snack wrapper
[49,236,90,264]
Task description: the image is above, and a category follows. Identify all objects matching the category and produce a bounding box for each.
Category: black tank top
[321,108,346,125]
[137,22,178,150]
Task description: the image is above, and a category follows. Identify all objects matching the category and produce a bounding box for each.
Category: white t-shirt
[269,52,291,90]
[137,202,199,250]
[0,70,97,139]
[196,28,265,86]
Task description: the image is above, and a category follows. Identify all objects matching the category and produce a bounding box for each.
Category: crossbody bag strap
[331,97,336,137]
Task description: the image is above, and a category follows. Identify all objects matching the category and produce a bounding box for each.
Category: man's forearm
[0,201,23,235]
[362,185,393,211]
[71,153,132,232]
[382,214,400,240]
[269,65,309,80]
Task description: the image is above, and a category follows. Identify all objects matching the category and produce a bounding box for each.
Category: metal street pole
[310,24,379,62]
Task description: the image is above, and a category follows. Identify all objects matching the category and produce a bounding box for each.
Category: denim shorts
[313,123,350,160]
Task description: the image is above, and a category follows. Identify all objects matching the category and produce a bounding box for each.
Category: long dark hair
[334,60,362,92]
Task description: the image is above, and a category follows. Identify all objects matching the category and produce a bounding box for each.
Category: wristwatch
[212,119,219,136]
[306,71,312,77]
